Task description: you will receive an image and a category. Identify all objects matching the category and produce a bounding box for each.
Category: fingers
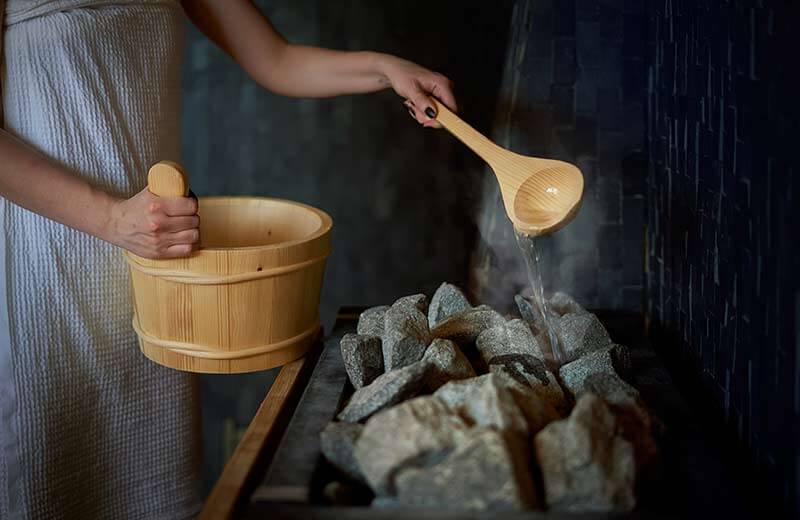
[151,194,198,217]
[147,215,200,234]
[165,228,201,249]
[403,73,456,129]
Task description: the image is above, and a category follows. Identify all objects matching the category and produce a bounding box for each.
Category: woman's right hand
[108,187,200,259]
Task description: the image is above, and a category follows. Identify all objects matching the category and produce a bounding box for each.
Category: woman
[0,0,457,517]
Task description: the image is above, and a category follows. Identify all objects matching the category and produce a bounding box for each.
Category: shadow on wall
[181,0,513,494]
[470,0,648,313]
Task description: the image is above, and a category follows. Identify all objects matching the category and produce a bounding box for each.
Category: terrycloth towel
[0,2,201,518]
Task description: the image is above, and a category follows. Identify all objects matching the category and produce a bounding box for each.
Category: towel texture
[1,2,201,518]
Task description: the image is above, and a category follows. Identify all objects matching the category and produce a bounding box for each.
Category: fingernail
[425,107,436,119]
[407,107,416,117]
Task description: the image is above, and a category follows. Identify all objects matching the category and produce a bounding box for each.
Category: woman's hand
[107,188,200,259]
[378,55,457,128]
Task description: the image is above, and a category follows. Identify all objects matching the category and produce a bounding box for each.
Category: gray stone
[491,363,570,416]
[476,319,545,366]
[534,393,636,512]
[434,374,529,436]
[382,294,431,370]
[554,312,613,364]
[514,294,559,334]
[395,428,539,511]
[558,344,632,398]
[492,368,562,435]
[338,361,430,423]
[428,282,472,328]
[549,291,587,315]
[583,373,659,470]
[340,333,383,389]
[354,396,469,495]
[357,305,389,336]
[320,422,364,482]
[422,338,476,390]
[430,305,506,345]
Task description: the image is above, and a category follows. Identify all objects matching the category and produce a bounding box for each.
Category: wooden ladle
[428,99,584,236]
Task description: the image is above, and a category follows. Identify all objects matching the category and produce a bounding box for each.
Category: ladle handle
[429,99,502,165]
[148,160,189,198]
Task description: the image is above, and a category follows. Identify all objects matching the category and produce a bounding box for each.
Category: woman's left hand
[379,55,457,128]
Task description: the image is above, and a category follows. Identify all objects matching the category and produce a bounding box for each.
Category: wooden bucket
[124,161,332,373]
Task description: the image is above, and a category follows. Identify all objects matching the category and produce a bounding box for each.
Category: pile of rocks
[320,283,659,512]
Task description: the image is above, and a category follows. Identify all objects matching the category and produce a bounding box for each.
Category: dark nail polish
[407,107,416,117]
[425,107,436,118]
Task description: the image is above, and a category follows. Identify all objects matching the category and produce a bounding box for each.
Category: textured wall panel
[646,0,799,514]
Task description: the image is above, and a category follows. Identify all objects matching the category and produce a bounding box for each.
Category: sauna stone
[422,338,476,390]
[491,363,570,416]
[534,393,636,512]
[514,294,559,333]
[582,373,659,470]
[382,294,432,370]
[337,360,430,423]
[320,422,365,482]
[434,373,530,437]
[559,344,632,398]
[395,427,539,511]
[549,291,587,315]
[357,305,389,337]
[354,396,469,495]
[427,282,472,328]
[340,333,384,389]
[430,305,506,345]
[555,312,613,364]
[498,369,562,435]
[476,318,545,366]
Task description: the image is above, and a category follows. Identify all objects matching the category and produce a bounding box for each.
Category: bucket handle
[148,160,189,198]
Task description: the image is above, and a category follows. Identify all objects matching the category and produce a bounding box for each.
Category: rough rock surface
[495,369,562,434]
[428,282,472,328]
[548,291,587,315]
[395,428,539,511]
[434,374,530,436]
[320,422,365,482]
[354,396,469,495]
[476,319,545,366]
[430,305,506,345]
[558,344,632,397]
[422,338,476,390]
[340,333,384,389]
[534,393,636,512]
[554,312,613,364]
[491,363,570,416]
[338,361,429,423]
[357,305,389,336]
[583,373,659,469]
[382,294,432,370]
[514,294,559,332]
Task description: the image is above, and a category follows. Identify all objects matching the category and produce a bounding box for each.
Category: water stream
[514,230,564,366]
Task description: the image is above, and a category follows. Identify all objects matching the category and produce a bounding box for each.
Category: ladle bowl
[430,99,584,236]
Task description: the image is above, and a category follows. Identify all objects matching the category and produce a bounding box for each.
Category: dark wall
[646,0,799,514]
[470,0,647,313]
[181,0,512,491]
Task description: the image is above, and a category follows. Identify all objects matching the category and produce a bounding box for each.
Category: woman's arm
[0,130,200,258]
[182,0,457,127]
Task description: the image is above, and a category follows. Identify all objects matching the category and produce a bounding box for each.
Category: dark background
[181,0,798,515]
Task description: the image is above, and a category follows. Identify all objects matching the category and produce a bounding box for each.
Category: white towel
[1,2,201,518]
